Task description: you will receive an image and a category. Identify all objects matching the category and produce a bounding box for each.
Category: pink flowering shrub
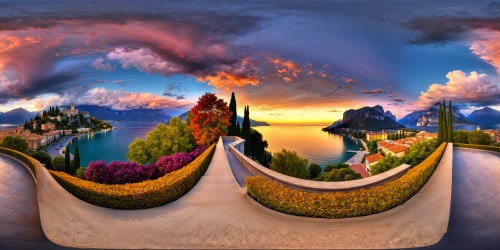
[84,146,206,184]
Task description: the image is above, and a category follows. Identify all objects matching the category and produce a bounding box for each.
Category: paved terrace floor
[0,141,496,249]
[0,156,65,249]
[427,148,500,249]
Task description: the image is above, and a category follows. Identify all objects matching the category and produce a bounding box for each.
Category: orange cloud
[469,29,500,73]
[265,55,302,82]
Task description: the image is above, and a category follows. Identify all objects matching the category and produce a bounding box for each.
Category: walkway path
[429,148,500,249]
[45,135,76,158]
[35,138,451,249]
[0,155,64,249]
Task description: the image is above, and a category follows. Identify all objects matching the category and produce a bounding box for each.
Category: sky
[0,0,499,124]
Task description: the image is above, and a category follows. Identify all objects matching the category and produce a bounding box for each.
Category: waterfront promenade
[45,135,76,158]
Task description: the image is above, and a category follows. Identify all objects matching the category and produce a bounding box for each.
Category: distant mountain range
[325,105,404,131]
[467,107,500,125]
[179,111,270,126]
[0,108,37,124]
[398,102,475,127]
[75,105,171,122]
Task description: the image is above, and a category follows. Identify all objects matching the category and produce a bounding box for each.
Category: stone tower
[71,103,75,111]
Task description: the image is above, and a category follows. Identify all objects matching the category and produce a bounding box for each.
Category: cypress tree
[242,106,251,156]
[55,106,60,114]
[64,146,71,174]
[73,145,80,174]
[236,121,241,137]
[228,92,237,136]
[442,100,448,142]
[437,104,443,144]
[448,100,453,142]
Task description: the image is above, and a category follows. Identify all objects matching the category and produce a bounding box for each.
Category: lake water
[254,125,361,167]
[67,122,158,166]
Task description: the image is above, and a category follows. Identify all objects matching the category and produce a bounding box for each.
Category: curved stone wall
[225,136,411,192]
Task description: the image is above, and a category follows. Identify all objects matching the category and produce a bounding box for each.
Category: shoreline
[45,128,113,158]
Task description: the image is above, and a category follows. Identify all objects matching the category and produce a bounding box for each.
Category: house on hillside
[365,153,384,173]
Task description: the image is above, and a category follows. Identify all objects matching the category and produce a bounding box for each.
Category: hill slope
[467,107,500,125]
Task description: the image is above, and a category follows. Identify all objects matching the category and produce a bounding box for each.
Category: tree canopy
[188,93,230,146]
[0,135,28,153]
[126,117,196,164]
[270,149,309,179]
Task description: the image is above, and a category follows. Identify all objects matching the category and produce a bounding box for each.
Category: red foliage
[188,93,230,145]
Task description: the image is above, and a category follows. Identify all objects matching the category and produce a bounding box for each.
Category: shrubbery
[84,146,206,184]
[454,143,500,152]
[0,147,38,176]
[370,139,437,175]
[0,135,28,153]
[30,151,53,169]
[453,130,493,145]
[126,117,196,164]
[246,143,447,218]
[270,149,309,179]
[50,144,215,209]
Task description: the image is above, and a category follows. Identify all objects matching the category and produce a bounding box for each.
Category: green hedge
[50,144,215,209]
[245,143,447,218]
[454,143,500,152]
[0,147,39,176]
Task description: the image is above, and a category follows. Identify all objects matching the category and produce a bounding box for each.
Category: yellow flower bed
[246,143,447,218]
[454,143,500,152]
[0,147,39,176]
[50,144,215,209]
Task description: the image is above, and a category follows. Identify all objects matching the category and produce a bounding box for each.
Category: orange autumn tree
[188,93,231,146]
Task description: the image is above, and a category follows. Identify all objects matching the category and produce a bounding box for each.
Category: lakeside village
[0,103,112,151]
[336,127,500,177]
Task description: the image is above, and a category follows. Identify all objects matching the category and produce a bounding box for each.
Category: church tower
[71,103,75,111]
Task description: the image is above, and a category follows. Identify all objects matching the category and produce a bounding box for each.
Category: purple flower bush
[84,146,207,184]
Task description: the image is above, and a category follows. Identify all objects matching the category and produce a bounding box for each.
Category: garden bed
[245,143,447,218]
[50,144,215,209]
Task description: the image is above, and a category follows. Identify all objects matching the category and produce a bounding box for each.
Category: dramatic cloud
[413,70,500,109]
[403,16,500,72]
[469,29,500,73]
[32,87,192,111]
[91,58,114,71]
[0,11,263,102]
[402,16,500,44]
[361,89,385,94]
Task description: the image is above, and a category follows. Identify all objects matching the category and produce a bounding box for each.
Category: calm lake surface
[67,122,158,166]
[254,125,361,167]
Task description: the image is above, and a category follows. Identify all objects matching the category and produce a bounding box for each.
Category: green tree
[437,104,443,144]
[448,100,453,142]
[270,149,309,179]
[370,154,404,175]
[64,146,71,174]
[248,128,271,167]
[72,145,80,173]
[324,168,361,181]
[126,117,196,164]
[467,130,493,145]
[404,139,438,166]
[366,140,379,154]
[453,130,469,143]
[0,135,28,153]
[75,167,86,179]
[228,92,238,136]
[241,106,251,156]
[324,163,350,172]
[308,163,322,179]
[30,151,53,169]
[236,121,241,137]
[442,100,448,142]
[52,156,65,171]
